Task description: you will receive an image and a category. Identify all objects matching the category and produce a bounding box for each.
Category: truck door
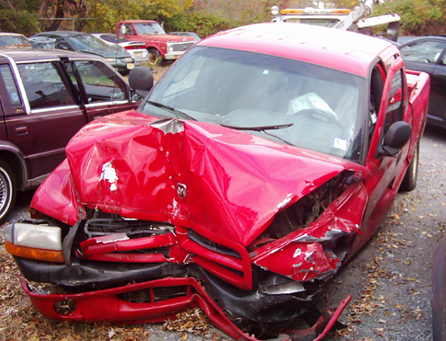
[360,58,410,244]
[66,59,139,120]
[0,60,88,180]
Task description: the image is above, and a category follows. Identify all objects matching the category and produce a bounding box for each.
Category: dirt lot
[0,119,445,340]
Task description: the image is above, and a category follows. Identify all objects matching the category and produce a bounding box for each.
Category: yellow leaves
[163,308,210,335]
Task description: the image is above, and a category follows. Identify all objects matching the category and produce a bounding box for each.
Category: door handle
[15,126,28,136]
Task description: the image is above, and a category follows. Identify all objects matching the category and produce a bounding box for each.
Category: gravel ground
[1,124,445,341]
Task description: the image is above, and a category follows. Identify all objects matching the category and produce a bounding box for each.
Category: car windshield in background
[0,35,31,48]
[67,34,125,53]
[134,22,165,35]
[144,46,366,162]
[400,40,446,63]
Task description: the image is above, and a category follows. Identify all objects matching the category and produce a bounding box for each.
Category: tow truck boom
[271,0,400,41]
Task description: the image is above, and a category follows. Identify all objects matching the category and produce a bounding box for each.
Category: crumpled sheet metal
[32,112,365,247]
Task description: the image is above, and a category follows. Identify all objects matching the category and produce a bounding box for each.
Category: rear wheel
[0,159,16,224]
[148,48,162,67]
[400,140,419,192]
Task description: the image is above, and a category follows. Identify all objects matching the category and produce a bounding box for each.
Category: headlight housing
[4,222,64,263]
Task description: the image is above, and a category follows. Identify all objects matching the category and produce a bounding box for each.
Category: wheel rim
[0,167,13,219]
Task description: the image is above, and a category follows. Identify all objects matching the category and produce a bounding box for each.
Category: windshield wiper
[220,123,293,131]
[220,123,295,146]
[147,100,197,121]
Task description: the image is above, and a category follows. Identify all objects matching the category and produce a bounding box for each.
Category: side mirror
[377,121,412,157]
[119,25,127,35]
[129,67,154,98]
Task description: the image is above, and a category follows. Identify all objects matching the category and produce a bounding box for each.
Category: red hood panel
[65,111,353,246]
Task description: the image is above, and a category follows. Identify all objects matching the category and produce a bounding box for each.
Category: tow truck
[271,0,401,41]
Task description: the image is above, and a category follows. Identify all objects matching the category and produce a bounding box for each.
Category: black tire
[148,48,162,67]
[400,140,419,192]
[0,158,16,224]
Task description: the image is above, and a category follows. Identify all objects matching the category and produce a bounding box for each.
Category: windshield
[134,22,166,35]
[67,34,125,54]
[0,35,31,47]
[144,46,367,162]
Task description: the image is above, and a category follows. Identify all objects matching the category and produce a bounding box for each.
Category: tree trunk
[47,0,66,31]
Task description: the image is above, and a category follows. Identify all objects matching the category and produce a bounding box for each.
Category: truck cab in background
[116,20,197,66]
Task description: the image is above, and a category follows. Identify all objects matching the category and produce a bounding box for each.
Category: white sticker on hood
[99,161,119,191]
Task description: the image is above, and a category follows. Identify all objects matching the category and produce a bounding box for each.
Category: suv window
[72,60,129,103]
[17,62,76,110]
[0,65,22,107]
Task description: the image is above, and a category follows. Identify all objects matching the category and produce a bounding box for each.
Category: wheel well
[0,151,26,190]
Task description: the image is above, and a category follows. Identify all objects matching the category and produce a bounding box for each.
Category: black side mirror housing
[128,67,154,98]
[377,121,412,157]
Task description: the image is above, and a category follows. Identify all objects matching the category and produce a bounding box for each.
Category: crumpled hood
[64,111,355,246]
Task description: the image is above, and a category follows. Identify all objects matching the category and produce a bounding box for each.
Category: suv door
[67,59,140,120]
[1,60,88,180]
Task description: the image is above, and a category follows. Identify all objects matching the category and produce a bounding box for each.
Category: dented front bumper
[18,272,351,341]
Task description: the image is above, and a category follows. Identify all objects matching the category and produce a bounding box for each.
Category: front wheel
[148,48,163,67]
[0,159,16,224]
[400,140,419,192]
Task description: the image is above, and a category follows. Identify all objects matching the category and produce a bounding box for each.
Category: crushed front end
[5,116,367,340]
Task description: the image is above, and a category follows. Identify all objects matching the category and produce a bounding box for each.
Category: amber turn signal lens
[5,240,64,263]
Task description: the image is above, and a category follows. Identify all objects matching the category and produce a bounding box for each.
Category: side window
[0,65,22,107]
[73,60,129,103]
[17,62,76,110]
[384,68,404,135]
[368,65,384,145]
[124,24,135,36]
[400,40,446,64]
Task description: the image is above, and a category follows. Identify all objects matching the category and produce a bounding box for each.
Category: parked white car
[93,33,150,63]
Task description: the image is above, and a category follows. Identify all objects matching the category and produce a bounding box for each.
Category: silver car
[93,33,150,63]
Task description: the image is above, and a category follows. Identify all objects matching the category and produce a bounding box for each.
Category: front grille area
[84,213,174,239]
[171,42,194,52]
[187,229,241,259]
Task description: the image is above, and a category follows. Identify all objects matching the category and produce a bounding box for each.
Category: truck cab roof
[199,22,399,77]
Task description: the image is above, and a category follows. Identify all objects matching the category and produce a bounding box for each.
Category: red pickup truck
[116,20,197,65]
[6,23,429,340]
